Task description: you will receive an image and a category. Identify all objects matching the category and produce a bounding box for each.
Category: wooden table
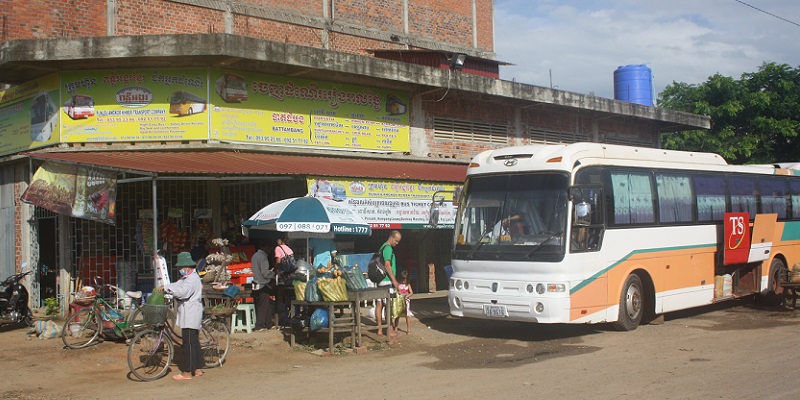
[289,300,356,353]
[347,287,391,347]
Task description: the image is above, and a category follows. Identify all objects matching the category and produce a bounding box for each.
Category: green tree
[659,62,800,164]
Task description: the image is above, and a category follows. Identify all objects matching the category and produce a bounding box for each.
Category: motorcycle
[0,262,33,328]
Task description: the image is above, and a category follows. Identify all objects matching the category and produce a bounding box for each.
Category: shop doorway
[36,213,58,307]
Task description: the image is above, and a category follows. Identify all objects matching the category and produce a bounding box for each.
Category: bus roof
[467,143,800,177]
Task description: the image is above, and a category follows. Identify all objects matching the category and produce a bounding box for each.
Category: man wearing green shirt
[376,230,401,337]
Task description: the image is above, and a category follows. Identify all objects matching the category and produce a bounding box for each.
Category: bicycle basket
[142,304,168,325]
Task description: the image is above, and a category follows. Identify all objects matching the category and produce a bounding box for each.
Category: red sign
[723,212,750,265]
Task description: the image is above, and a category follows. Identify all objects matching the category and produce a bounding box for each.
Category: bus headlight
[547,284,566,292]
[455,280,463,290]
[453,297,462,308]
[535,302,544,313]
[526,284,534,293]
[464,281,470,290]
[536,283,546,294]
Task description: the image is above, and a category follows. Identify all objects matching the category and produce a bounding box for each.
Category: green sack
[146,289,165,305]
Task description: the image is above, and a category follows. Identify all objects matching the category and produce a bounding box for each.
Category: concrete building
[0,0,709,308]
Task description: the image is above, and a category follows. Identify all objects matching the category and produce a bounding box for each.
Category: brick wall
[115,0,225,36]
[1,0,493,53]
[233,15,322,47]
[0,0,106,39]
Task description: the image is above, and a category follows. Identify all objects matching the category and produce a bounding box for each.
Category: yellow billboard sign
[211,69,409,152]
[59,69,210,143]
[0,74,61,155]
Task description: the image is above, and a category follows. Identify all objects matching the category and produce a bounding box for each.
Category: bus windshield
[73,96,92,106]
[454,172,569,261]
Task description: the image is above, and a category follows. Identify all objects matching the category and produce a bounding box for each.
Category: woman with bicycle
[156,252,204,381]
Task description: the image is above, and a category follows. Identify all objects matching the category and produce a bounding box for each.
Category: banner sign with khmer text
[307,177,460,229]
[211,69,409,152]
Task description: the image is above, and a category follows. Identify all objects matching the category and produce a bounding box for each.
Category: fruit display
[159,219,189,251]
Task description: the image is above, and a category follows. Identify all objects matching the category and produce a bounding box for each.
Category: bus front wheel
[613,274,643,331]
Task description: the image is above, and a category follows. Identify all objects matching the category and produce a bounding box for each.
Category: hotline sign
[723,212,750,265]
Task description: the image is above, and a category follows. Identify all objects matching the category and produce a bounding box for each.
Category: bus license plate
[483,304,507,317]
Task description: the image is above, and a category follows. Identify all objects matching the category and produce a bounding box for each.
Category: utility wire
[733,0,800,28]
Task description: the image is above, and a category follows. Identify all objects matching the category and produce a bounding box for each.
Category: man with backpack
[375,230,401,337]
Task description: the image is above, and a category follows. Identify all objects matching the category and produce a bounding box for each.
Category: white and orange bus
[215,73,248,103]
[449,142,800,330]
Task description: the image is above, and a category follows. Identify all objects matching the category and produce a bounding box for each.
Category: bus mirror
[429,201,440,228]
[574,202,591,226]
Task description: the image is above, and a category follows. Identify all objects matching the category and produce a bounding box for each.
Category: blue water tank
[614,64,653,106]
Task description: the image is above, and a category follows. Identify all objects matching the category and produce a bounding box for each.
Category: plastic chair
[231,303,256,334]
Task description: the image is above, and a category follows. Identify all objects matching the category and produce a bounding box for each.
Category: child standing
[396,270,414,335]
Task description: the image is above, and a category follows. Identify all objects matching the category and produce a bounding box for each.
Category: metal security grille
[0,164,15,280]
[433,117,508,145]
[528,128,580,144]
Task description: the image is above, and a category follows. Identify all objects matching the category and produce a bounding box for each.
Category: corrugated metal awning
[26,151,468,183]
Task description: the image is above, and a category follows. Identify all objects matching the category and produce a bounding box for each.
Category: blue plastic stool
[231,303,255,334]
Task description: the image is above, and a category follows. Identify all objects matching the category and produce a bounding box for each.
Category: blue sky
[493,0,800,102]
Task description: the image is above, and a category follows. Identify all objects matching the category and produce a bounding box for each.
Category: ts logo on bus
[723,212,750,265]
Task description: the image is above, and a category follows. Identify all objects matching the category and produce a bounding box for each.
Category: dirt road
[3,295,800,400]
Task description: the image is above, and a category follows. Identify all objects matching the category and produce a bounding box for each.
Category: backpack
[367,244,389,284]
[277,245,297,275]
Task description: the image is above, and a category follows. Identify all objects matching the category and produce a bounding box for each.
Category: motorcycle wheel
[20,307,33,327]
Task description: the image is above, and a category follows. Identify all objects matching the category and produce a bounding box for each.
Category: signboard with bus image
[0,74,61,156]
[308,177,462,229]
[210,69,410,152]
[59,69,210,143]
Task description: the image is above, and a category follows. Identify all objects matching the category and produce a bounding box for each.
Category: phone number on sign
[278,222,328,232]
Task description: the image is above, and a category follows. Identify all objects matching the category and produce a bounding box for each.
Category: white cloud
[494,0,800,101]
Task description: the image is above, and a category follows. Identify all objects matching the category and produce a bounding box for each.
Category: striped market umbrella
[242,196,372,238]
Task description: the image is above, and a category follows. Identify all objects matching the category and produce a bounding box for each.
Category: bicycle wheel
[200,318,230,368]
[126,306,147,332]
[127,329,173,381]
[61,307,101,349]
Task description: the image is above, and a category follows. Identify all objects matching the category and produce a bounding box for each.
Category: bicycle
[127,296,230,381]
[61,277,147,349]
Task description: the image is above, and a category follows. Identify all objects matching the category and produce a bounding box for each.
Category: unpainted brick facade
[0,0,494,55]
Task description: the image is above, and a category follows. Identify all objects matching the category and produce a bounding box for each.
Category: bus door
[567,185,609,316]
[569,185,605,252]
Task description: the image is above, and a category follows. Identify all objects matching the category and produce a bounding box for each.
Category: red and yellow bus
[215,73,248,103]
[449,142,800,330]
[64,94,95,119]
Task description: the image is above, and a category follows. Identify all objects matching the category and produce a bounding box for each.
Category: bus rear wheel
[613,274,643,331]
[759,258,787,306]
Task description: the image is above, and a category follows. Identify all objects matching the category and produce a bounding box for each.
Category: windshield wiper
[467,226,495,259]
[524,231,563,259]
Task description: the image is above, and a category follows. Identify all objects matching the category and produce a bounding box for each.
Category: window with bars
[433,117,508,145]
[528,128,579,144]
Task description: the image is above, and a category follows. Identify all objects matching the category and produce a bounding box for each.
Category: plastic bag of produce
[343,265,368,290]
[390,294,406,320]
[305,277,321,303]
[309,308,329,331]
[293,280,307,302]
[146,290,165,305]
[318,277,348,302]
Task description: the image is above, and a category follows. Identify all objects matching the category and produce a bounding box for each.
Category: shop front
[21,150,465,307]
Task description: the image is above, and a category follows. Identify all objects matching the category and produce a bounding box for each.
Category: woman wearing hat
[159,251,204,380]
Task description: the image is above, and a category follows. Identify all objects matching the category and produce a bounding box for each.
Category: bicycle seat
[126,291,143,299]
